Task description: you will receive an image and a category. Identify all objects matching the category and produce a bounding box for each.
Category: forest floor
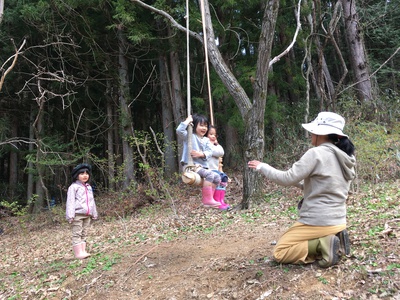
[0,176,399,300]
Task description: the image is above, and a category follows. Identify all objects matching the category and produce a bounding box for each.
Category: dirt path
[1,181,399,299]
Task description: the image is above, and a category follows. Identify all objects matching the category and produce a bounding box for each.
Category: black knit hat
[71,163,92,181]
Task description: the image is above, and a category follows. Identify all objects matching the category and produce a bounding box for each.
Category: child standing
[207,125,230,210]
[66,163,98,259]
[176,114,223,209]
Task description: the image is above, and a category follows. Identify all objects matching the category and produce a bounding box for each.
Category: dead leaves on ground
[0,180,399,299]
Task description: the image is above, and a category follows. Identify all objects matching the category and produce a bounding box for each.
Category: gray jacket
[66,181,98,220]
[176,122,213,168]
[257,143,356,226]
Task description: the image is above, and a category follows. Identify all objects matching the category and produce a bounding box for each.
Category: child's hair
[208,125,217,134]
[193,113,209,135]
[71,163,92,182]
[328,134,355,156]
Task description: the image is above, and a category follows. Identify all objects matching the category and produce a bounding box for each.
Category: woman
[248,112,356,268]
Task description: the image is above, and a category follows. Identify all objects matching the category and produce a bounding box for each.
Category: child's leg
[71,215,90,259]
[212,171,229,209]
[71,215,84,246]
[197,169,220,208]
[81,216,91,243]
[81,217,92,256]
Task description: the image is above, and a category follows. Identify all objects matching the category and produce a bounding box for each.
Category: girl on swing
[207,125,230,210]
[176,114,227,210]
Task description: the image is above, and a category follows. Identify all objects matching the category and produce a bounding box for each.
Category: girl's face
[207,128,217,142]
[195,122,209,137]
[78,171,90,183]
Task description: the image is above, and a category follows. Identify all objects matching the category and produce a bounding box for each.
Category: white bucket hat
[302,112,348,137]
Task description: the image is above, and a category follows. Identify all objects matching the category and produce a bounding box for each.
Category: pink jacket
[66,181,98,221]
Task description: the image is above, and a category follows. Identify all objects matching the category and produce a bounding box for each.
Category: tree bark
[31,84,50,213]
[117,26,136,190]
[242,0,280,208]
[0,0,3,23]
[27,106,35,202]
[168,24,185,171]
[159,54,179,176]
[106,81,116,191]
[9,116,18,200]
[341,0,372,102]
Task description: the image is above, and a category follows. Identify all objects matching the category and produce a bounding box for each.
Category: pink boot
[202,186,220,208]
[81,242,91,257]
[214,188,230,210]
[73,243,90,259]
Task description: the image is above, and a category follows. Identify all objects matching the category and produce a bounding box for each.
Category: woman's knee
[273,248,285,263]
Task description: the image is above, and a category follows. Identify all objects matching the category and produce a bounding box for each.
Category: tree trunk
[31,88,50,213]
[200,0,279,208]
[169,52,185,123]
[242,1,280,208]
[169,49,185,171]
[106,81,116,191]
[27,106,35,202]
[117,26,135,190]
[341,0,372,102]
[0,0,4,23]
[9,116,18,199]
[159,54,178,176]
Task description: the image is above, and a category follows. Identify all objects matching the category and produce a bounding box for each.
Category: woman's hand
[248,160,262,169]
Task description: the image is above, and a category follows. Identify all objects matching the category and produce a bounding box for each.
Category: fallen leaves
[0,180,399,299]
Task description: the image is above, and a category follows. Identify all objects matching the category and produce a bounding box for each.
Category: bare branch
[0,138,37,147]
[128,64,157,107]
[269,0,302,67]
[130,0,203,43]
[0,38,27,91]
[338,46,400,96]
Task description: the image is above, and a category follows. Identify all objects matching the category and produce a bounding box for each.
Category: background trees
[0,0,398,212]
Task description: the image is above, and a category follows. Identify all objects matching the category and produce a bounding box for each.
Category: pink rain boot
[202,186,220,208]
[214,187,230,210]
[81,242,91,258]
[73,243,90,259]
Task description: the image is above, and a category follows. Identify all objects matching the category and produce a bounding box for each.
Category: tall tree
[341,0,373,102]
[117,26,136,189]
[159,54,179,176]
[132,0,280,208]
[362,0,400,95]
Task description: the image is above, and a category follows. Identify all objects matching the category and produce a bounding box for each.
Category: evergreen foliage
[0,0,398,212]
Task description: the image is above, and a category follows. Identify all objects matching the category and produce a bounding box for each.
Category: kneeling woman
[248,112,356,268]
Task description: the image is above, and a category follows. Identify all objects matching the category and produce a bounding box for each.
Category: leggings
[197,167,221,185]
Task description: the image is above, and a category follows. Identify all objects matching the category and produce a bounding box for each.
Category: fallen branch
[120,244,159,282]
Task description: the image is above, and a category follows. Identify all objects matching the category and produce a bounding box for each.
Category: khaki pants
[71,214,91,245]
[273,221,346,264]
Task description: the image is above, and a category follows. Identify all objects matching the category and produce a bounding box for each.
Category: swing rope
[185,0,195,168]
[199,0,214,126]
[183,0,213,173]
